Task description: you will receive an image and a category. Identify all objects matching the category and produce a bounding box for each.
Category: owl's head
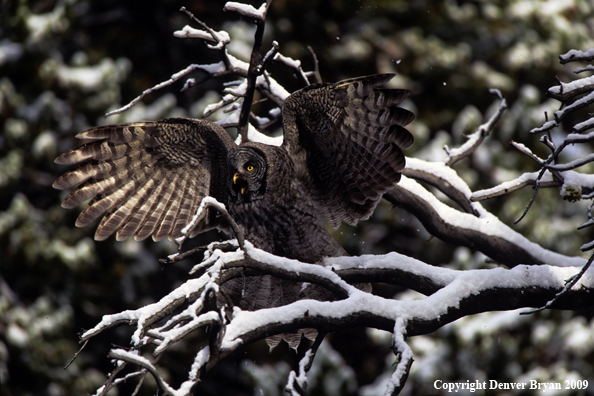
[227,146,268,203]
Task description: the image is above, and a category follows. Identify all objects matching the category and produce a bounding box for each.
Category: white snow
[555,90,594,121]
[471,170,555,200]
[247,123,283,146]
[530,120,557,134]
[80,275,212,344]
[547,75,594,96]
[286,349,313,394]
[87,242,593,396]
[226,51,250,71]
[178,196,227,243]
[189,346,210,380]
[398,176,586,267]
[274,52,302,69]
[219,253,590,349]
[256,74,290,100]
[560,170,594,199]
[224,2,268,20]
[572,118,594,133]
[560,48,594,63]
[385,318,413,395]
[174,26,230,50]
[406,157,475,198]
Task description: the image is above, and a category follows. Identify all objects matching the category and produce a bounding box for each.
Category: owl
[53,74,414,346]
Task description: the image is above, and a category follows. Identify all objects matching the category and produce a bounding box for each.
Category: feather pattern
[53,118,235,241]
[54,75,414,348]
[282,73,414,226]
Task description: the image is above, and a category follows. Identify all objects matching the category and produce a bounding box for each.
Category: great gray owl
[53,74,414,346]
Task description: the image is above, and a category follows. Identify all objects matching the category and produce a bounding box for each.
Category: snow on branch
[224,1,269,21]
[554,90,594,121]
[475,48,594,238]
[546,74,594,102]
[386,176,586,268]
[471,170,558,201]
[75,1,594,393]
[105,1,307,146]
[444,89,507,166]
[559,48,594,64]
[89,244,593,396]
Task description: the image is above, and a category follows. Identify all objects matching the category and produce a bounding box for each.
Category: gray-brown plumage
[53,74,414,347]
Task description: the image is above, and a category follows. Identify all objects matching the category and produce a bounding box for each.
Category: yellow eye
[246,165,254,171]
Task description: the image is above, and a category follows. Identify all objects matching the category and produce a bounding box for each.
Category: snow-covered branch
[105,2,300,146]
[444,89,507,167]
[385,176,586,268]
[73,1,594,393]
[471,47,594,248]
[89,244,593,396]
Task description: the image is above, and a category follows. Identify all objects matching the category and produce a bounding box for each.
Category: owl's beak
[233,172,246,195]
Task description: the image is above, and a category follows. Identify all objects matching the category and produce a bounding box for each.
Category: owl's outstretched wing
[281,74,414,226]
[53,118,235,241]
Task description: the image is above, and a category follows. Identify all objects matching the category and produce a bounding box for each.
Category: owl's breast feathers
[227,143,336,262]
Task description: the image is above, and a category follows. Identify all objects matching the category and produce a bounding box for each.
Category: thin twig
[64,339,89,369]
[108,349,177,394]
[514,168,546,224]
[180,7,222,45]
[307,46,322,84]
[285,333,326,396]
[446,89,507,167]
[235,0,273,141]
[386,318,413,396]
[258,41,280,74]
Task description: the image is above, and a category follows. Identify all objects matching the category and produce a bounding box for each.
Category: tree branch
[94,243,593,396]
[445,89,507,167]
[385,177,586,267]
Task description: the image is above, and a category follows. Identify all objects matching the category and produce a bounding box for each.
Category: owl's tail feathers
[265,328,318,350]
[222,276,335,349]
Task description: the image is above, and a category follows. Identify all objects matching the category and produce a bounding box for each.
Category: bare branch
[233,1,272,141]
[307,46,322,84]
[178,7,230,48]
[105,64,224,117]
[274,52,311,86]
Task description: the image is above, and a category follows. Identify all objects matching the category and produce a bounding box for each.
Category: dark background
[2,0,593,395]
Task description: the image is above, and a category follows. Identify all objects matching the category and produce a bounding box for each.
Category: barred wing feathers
[53,118,235,241]
[281,74,414,226]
